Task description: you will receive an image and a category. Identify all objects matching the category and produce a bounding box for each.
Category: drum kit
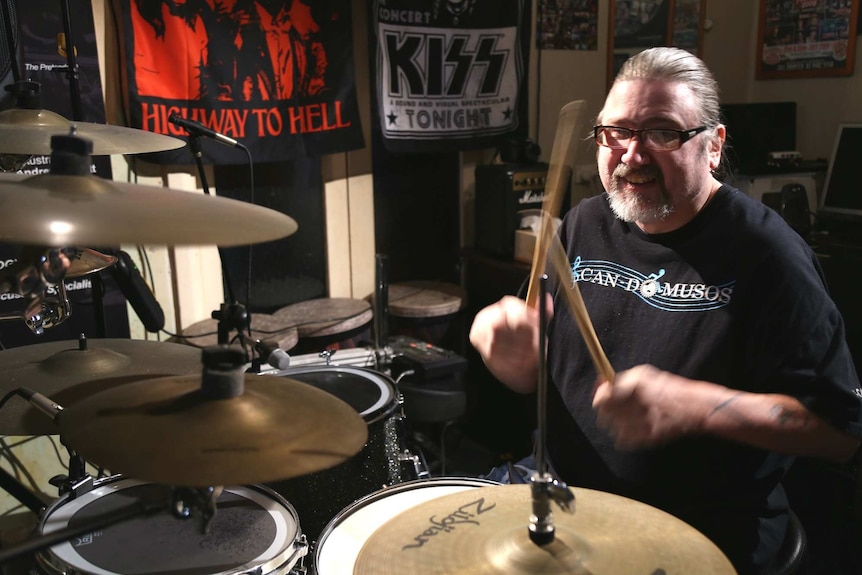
[0,95,738,575]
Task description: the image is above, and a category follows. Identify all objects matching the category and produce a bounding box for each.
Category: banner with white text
[371,0,531,153]
[116,0,364,165]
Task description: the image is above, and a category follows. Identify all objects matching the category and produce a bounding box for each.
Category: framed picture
[757,0,859,80]
[672,0,705,55]
[607,0,705,88]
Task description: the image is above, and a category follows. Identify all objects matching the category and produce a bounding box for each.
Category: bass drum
[314,477,500,574]
[266,365,417,545]
[36,476,307,575]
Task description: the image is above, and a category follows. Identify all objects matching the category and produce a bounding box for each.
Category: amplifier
[474,162,551,258]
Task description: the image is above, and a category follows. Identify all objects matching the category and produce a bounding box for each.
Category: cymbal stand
[373,253,393,369]
[0,246,74,334]
[528,274,575,546]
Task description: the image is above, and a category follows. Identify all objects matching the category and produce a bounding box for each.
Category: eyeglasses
[593,125,708,151]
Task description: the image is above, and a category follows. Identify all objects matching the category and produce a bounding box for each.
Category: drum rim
[313,476,500,566]
[274,365,397,424]
[38,477,307,575]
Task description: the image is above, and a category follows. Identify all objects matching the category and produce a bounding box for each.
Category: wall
[526,0,862,175]
[92,0,862,327]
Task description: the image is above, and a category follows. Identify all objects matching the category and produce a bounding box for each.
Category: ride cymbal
[59,371,368,487]
[0,337,203,435]
[0,108,185,156]
[354,484,736,575]
[0,172,298,246]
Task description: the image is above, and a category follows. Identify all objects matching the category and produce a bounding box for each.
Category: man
[470,47,862,574]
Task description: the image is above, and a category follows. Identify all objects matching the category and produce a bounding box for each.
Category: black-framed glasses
[593,125,708,151]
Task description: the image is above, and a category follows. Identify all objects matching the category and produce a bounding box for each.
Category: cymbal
[0,173,298,246]
[66,247,117,278]
[0,108,185,155]
[354,484,736,575]
[0,337,203,435]
[59,372,368,486]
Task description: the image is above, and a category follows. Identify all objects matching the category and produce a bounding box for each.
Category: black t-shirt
[545,185,862,573]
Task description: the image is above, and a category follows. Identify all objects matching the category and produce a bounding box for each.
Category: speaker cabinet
[474,163,550,258]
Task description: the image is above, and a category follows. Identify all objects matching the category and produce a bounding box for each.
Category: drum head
[278,366,394,423]
[39,479,302,575]
[315,478,498,575]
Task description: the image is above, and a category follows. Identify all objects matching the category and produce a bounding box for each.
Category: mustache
[612,164,660,180]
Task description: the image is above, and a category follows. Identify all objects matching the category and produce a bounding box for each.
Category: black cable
[0,387,24,412]
[241,144,255,344]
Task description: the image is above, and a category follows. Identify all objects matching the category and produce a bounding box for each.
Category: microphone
[19,388,63,421]
[168,114,241,148]
[108,250,165,333]
[255,340,291,370]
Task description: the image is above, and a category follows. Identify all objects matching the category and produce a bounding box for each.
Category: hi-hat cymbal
[354,484,736,575]
[0,337,203,435]
[59,371,368,487]
[0,108,185,155]
[0,173,298,246]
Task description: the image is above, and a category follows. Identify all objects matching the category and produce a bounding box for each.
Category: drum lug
[49,472,94,500]
[399,449,430,480]
[289,534,310,575]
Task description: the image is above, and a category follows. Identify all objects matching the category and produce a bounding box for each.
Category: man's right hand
[468,295,550,394]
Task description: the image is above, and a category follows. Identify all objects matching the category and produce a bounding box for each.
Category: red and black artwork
[116,0,364,164]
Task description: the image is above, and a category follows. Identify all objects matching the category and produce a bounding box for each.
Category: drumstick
[548,234,615,382]
[526,100,587,309]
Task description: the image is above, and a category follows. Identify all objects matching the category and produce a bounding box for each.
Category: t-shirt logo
[571,256,735,312]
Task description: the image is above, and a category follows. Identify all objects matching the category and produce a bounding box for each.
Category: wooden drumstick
[526,100,587,309]
[548,235,615,383]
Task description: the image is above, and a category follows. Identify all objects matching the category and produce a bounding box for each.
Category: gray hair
[603,47,721,130]
[601,47,725,174]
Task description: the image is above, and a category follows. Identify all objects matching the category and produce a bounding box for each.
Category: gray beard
[607,182,673,225]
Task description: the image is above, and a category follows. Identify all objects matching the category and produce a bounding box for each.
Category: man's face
[596,79,723,233]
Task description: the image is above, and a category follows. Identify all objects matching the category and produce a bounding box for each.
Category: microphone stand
[57,0,108,338]
[186,134,252,355]
[1,0,19,83]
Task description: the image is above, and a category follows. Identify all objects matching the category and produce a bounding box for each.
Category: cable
[241,144,255,344]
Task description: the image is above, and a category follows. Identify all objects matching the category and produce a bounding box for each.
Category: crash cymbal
[173,314,298,351]
[66,247,117,278]
[0,337,202,435]
[354,484,736,575]
[0,108,185,155]
[0,172,298,246]
[59,370,368,487]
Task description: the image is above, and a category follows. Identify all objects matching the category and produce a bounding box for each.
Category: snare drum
[314,477,499,575]
[266,366,414,544]
[36,477,307,575]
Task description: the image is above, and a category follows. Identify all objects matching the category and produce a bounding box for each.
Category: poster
[370,0,531,153]
[536,0,598,50]
[115,0,365,164]
[757,0,858,79]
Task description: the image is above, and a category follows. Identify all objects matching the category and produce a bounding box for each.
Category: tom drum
[36,477,308,575]
[265,365,417,544]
